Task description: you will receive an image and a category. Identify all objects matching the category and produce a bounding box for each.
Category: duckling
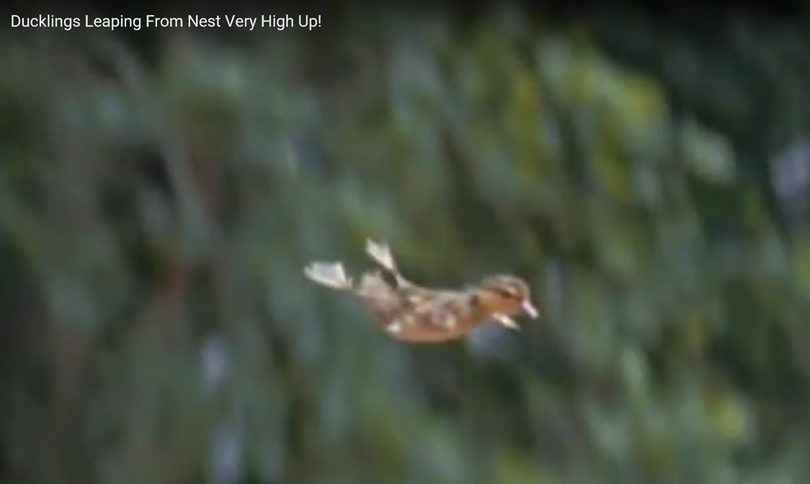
[304,239,539,343]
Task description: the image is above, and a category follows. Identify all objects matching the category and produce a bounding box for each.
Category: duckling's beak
[494,313,520,330]
[522,300,539,318]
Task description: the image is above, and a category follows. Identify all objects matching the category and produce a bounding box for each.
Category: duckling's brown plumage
[304,240,539,343]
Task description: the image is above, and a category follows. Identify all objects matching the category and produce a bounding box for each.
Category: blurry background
[2,6,810,484]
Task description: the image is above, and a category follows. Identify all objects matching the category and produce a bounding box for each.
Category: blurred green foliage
[1,9,810,484]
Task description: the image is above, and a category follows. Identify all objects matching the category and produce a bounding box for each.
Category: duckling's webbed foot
[365,239,411,289]
[365,239,397,272]
[304,262,354,290]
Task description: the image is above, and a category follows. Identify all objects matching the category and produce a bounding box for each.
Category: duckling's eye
[494,287,520,299]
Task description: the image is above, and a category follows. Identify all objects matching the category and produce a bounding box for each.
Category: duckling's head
[475,274,538,327]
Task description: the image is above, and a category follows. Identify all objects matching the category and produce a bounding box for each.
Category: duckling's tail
[304,262,354,290]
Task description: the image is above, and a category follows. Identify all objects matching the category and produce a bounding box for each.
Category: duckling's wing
[398,290,469,330]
